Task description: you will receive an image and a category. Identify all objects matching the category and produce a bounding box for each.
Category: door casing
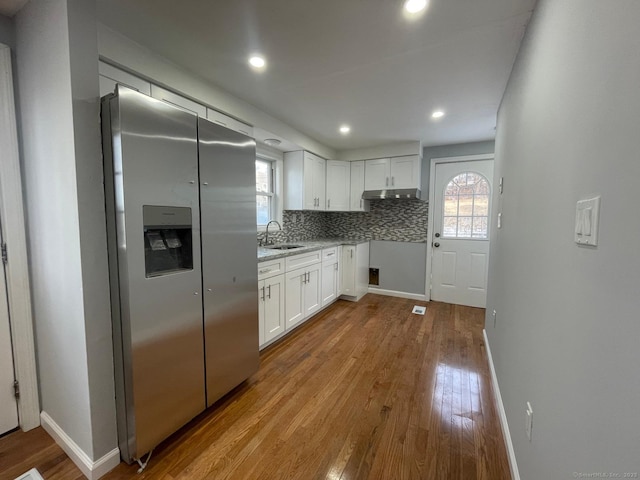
[425,153,495,302]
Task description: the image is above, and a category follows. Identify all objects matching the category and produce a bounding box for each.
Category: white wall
[486,0,640,478]
[16,0,116,462]
[422,140,495,194]
[97,24,335,161]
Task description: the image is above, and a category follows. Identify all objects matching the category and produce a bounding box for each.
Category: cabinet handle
[328,198,331,209]
[306,272,310,283]
[267,285,272,299]
[386,177,389,187]
[327,252,335,256]
[259,268,271,274]
[351,250,353,259]
[335,263,338,271]
[260,286,265,301]
[302,274,306,285]
[391,176,394,186]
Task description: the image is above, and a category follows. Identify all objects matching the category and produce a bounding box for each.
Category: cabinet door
[313,156,326,210]
[151,85,207,117]
[326,161,351,211]
[341,246,356,295]
[99,62,151,96]
[285,269,305,329]
[264,275,285,343]
[350,160,369,211]
[304,264,322,317]
[303,154,316,210]
[258,281,266,346]
[390,155,420,189]
[364,158,390,190]
[321,261,338,306]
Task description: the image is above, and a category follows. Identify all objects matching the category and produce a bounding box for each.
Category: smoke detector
[264,138,282,147]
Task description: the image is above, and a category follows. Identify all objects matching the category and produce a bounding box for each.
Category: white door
[321,261,338,306]
[390,155,420,189]
[326,161,350,211]
[0,231,19,434]
[303,265,322,317]
[431,159,493,308]
[341,246,356,295]
[263,275,285,343]
[285,269,305,329]
[364,158,390,190]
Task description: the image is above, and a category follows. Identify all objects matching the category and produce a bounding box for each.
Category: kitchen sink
[265,244,304,250]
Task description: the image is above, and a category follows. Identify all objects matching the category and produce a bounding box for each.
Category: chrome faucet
[264,220,282,246]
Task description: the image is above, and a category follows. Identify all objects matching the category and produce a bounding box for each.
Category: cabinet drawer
[285,251,321,271]
[258,258,284,280]
[322,247,338,263]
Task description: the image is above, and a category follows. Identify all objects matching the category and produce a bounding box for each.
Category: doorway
[426,155,494,308]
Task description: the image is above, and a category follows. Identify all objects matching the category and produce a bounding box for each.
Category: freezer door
[103,86,205,461]
[198,118,260,406]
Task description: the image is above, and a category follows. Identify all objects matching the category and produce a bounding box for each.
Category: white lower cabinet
[258,274,285,346]
[285,263,321,330]
[341,242,370,302]
[321,246,341,306]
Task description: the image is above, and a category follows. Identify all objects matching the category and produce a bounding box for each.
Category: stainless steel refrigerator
[101,86,259,463]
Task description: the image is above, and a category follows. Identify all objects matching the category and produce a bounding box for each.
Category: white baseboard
[40,412,120,480]
[367,287,427,301]
[483,330,520,480]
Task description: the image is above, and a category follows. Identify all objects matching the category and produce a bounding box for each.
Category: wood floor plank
[0,296,511,480]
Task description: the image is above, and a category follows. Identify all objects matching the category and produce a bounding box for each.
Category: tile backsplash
[258,199,428,244]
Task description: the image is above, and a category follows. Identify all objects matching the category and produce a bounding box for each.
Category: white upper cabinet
[206,108,254,137]
[326,160,351,211]
[350,160,370,212]
[364,155,421,190]
[364,158,391,190]
[390,155,421,189]
[99,61,151,97]
[284,151,326,211]
[150,85,207,117]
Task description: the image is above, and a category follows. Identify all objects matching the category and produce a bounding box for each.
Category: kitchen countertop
[258,238,369,262]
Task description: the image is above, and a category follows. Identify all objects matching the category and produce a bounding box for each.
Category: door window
[442,172,490,239]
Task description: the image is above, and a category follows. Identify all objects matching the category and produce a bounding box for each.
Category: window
[442,172,490,239]
[256,158,274,227]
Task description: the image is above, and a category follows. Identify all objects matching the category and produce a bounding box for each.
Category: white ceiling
[97,0,535,151]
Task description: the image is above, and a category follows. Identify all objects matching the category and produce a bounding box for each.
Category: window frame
[256,151,283,231]
[441,171,491,240]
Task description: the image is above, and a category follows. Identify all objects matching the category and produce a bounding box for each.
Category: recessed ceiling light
[404,0,428,14]
[339,125,351,134]
[431,110,445,119]
[248,55,266,69]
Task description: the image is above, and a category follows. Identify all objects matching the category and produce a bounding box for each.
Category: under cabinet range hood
[362,188,422,200]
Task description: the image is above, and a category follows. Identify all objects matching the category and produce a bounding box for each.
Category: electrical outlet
[493,309,497,328]
[525,402,533,441]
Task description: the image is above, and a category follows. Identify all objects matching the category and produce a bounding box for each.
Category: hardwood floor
[0,296,511,480]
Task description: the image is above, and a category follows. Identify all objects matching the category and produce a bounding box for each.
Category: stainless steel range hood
[362,188,422,200]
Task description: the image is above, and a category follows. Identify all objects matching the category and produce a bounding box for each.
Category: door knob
[434,242,440,248]
[435,233,441,238]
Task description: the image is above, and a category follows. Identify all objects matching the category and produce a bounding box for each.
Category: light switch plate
[575,195,601,246]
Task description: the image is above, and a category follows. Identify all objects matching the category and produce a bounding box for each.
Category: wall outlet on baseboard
[492,309,497,328]
[525,402,533,441]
